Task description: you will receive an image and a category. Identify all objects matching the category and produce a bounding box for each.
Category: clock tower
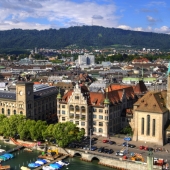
[16,82,34,118]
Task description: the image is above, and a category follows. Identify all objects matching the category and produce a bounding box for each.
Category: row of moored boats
[28,159,69,169]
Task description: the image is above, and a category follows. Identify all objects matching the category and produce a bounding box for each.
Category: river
[0,141,115,170]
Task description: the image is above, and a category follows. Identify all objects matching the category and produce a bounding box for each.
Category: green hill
[0,26,170,50]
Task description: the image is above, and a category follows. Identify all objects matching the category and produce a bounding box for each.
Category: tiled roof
[134,90,168,113]
[0,91,16,100]
[133,81,148,94]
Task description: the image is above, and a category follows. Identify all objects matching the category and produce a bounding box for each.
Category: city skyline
[0,0,169,34]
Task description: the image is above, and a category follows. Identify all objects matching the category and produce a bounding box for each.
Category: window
[93,127,96,132]
[141,118,145,135]
[81,106,86,113]
[75,105,80,112]
[13,110,16,115]
[7,109,10,115]
[70,105,74,111]
[93,114,96,118]
[99,109,103,113]
[81,122,85,126]
[62,105,65,108]
[93,121,96,125]
[62,117,65,121]
[20,111,23,115]
[147,115,150,135]
[99,128,103,132]
[122,118,125,122]
[99,115,103,119]
[62,110,65,114]
[105,110,108,113]
[75,121,79,125]
[99,122,103,126]
[2,108,4,114]
[75,96,79,100]
[93,108,97,112]
[152,119,156,136]
[81,115,86,120]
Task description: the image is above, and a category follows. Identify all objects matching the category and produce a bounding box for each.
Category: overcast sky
[0,0,170,34]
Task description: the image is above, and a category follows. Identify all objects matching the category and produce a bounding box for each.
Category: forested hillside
[0,26,170,50]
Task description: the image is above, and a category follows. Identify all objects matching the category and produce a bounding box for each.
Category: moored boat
[0,165,10,170]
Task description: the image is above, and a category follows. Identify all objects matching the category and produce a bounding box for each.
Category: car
[122,142,129,147]
[91,137,98,141]
[98,147,104,153]
[107,149,113,154]
[103,139,109,143]
[115,151,120,156]
[139,145,145,150]
[108,141,116,145]
[83,145,90,150]
[90,146,98,151]
[104,149,109,153]
[144,146,148,151]
[129,144,136,148]
[148,147,154,151]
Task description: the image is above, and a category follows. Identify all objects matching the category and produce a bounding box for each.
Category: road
[74,135,170,166]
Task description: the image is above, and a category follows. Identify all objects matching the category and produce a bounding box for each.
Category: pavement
[79,134,170,167]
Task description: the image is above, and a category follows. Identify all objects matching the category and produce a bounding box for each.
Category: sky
[0,0,170,34]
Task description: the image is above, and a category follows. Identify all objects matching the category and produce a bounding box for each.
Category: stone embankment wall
[0,137,161,170]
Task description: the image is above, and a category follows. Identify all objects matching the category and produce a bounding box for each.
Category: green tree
[52,122,85,147]
[121,126,133,136]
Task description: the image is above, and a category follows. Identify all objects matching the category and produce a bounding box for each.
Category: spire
[57,88,61,99]
[141,66,144,80]
[104,88,110,105]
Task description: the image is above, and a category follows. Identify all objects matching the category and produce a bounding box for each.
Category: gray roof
[0,91,16,100]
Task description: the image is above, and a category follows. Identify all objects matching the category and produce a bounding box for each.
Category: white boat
[42,166,56,170]
[0,149,6,153]
[35,161,44,165]
[60,160,70,166]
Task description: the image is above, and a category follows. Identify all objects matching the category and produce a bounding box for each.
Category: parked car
[139,145,145,150]
[129,144,136,148]
[122,142,129,147]
[115,151,120,156]
[92,137,98,141]
[144,146,148,151]
[104,149,109,153]
[107,149,113,154]
[103,139,109,143]
[90,146,98,151]
[98,147,105,153]
[148,147,154,151]
[108,141,116,145]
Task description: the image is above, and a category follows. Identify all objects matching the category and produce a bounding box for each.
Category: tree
[52,122,85,147]
[121,126,133,136]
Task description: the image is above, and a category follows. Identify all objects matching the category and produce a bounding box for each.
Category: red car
[139,145,144,150]
[103,139,109,143]
[144,146,148,151]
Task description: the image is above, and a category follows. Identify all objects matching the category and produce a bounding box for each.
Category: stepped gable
[61,90,73,103]
[134,90,168,113]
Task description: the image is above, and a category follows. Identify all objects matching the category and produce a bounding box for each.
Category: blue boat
[37,159,47,164]
[28,163,41,168]
[50,163,61,169]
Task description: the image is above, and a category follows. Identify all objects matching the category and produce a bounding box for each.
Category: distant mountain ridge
[0,26,170,50]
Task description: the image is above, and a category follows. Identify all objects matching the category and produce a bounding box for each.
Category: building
[0,82,57,122]
[78,53,95,65]
[57,83,137,136]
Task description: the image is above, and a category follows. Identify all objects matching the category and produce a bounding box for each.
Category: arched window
[13,110,16,115]
[75,105,79,112]
[7,109,10,115]
[81,106,86,113]
[141,118,144,135]
[147,115,150,135]
[99,128,103,133]
[70,105,74,111]
[20,111,23,115]
[2,108,4,114]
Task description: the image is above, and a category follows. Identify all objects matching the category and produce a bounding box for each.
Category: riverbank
[0,137,162,170]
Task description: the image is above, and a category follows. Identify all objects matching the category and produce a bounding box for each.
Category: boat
[0,165,10,170]
[60,160,69,166]
[23,148,32,152]
[20,166,31,170]
[0,149,6,154]
[28,163,41,168]
[42,166,56,170]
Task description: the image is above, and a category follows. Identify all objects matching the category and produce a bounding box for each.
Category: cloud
[0,0,119,30]
[154,26,170,34]
[92,15,103,20]
[147,16,157,24]
[148,1,166,7]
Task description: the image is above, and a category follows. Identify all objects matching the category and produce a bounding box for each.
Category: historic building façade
[0,82,57,122]
[57,83,137,136]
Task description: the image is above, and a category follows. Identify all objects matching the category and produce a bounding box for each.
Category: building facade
[0,82,57,122]
[57,83,137,136]
[78,53,95,65]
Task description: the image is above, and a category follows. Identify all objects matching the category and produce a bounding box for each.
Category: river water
[0,141,115,170]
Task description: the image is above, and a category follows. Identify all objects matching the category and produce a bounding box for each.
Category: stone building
[0,82,57,122]
[57,83,137,136]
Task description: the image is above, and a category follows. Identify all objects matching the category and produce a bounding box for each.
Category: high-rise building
[78,53,95,65]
